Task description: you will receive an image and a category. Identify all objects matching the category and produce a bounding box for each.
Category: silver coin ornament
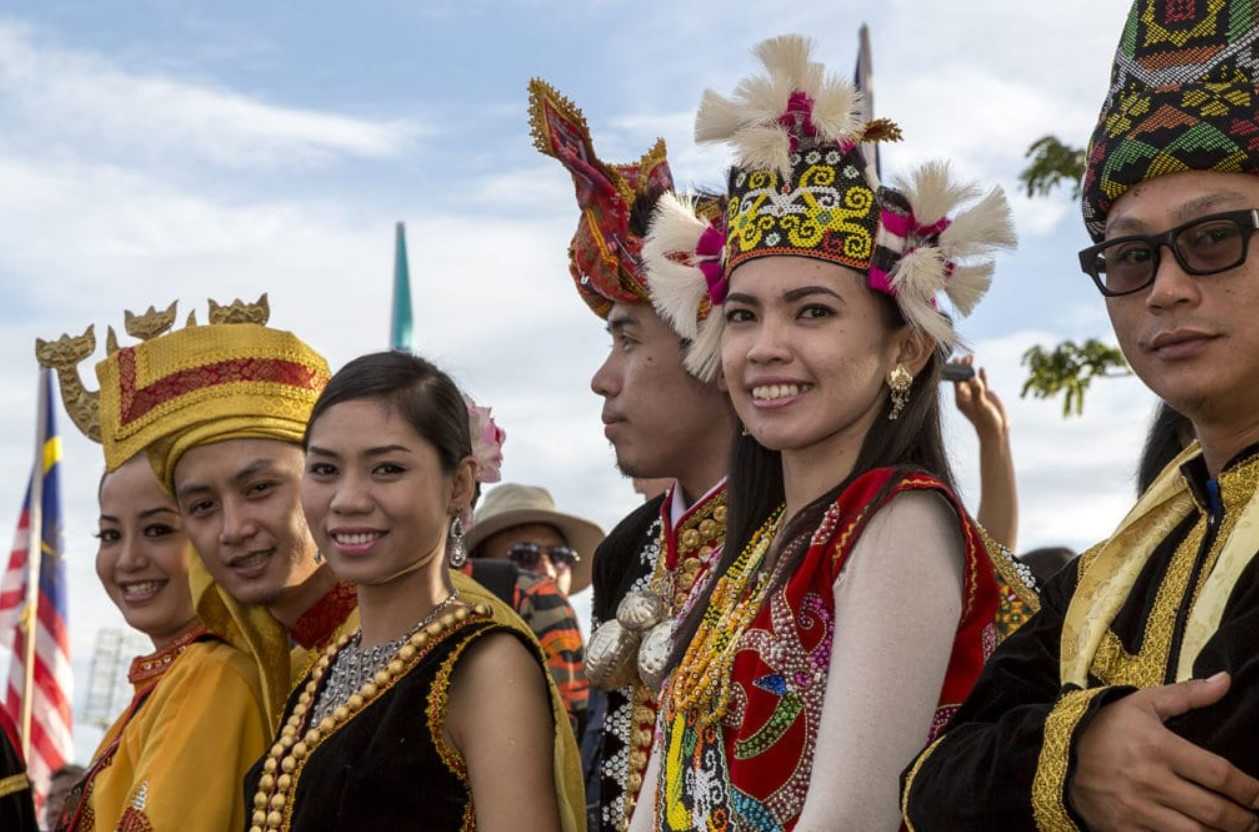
[585,619,641,690]
[616,589,666,632]
[636,620,674,692]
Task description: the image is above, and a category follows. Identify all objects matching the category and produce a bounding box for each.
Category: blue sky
[0,0,1143,759]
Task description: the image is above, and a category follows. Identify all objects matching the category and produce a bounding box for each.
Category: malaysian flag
[0,369,73,810]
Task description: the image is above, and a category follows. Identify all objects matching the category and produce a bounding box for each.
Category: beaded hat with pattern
[35,294,331,490]
[528,78,675,319]
[1082,0,1259,241]
[643,35,1018,381]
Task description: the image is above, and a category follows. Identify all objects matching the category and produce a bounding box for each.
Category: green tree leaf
[1020,339,1131,417]
[1019,135,1087,199]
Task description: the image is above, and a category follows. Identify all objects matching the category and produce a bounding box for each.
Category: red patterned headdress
[528,78,675,319]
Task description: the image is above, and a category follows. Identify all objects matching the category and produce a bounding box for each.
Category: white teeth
[752,384,810,401]
[120,580,164,598]
[334,532,383,546]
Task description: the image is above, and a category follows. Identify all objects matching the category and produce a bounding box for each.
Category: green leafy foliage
[1020,339,1131,417]
[1019,135,1087,199]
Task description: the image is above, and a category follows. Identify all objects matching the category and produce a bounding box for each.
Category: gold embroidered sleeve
[1031,688,1110,832]
[0,772,28,799]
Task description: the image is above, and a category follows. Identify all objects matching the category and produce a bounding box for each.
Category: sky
[0,0,1144,760]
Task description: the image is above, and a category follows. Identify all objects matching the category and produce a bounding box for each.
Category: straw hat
[465,483,604,594]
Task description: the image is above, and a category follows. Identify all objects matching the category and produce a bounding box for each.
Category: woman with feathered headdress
[630,35,1037,831]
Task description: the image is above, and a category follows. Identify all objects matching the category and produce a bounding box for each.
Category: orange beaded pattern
[246,603,491,832]
[669,507,784,724]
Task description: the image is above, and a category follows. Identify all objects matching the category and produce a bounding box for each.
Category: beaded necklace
[247,599,489,832]
[310,590,461,725]
[669,506,785,725]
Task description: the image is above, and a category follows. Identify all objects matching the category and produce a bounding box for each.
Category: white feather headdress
[695,35,864,178]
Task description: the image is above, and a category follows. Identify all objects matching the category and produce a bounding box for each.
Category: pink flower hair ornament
[464,394,506,484]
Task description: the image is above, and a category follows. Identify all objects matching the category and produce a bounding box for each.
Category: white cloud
[0,20,422,169]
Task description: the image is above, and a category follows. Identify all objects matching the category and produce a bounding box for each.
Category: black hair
[1137,401,1193,496]
[667,290,956,673]
[628,183,669,239]
[1017,546,1077,585]
[304,351,471,474]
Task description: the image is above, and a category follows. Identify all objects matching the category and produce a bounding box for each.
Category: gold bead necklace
[247,601,490,832]
[669,506,784,724]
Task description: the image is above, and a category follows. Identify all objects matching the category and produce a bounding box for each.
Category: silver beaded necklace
[311,589,461,725]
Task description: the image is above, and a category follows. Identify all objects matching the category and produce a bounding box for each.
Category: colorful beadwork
[668,507,784,723]
[654,469,1019,832]
[724,150,879,275]
[1082,0,1259,239]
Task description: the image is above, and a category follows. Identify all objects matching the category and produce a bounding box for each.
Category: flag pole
[390,222,415,352]
[20,370,49,759]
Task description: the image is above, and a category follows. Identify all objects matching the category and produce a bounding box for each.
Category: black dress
[244,614,513,831]
[0,715,37,832]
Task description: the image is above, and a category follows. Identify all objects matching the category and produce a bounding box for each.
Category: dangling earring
[887,364,913,421]
[447,516,467,568]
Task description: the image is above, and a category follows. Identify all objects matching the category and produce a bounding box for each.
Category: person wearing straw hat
[467,483,599,736]
[529,78,735,832]
[902,4,1259,830]
[468,483,603,597]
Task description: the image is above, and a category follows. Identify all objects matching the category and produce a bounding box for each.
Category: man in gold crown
[39,296,354,724]
[528,80,736,832]
[902,3,1259,830]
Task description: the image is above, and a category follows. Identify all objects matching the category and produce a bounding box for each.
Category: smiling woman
[242,350,585,832]
[628,35,1037,832]
[52,452,270,832]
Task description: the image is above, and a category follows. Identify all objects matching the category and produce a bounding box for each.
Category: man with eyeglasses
[902,5,1259,831]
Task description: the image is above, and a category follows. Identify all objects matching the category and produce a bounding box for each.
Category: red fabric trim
[115,349,325,427]
[290,581,358,650]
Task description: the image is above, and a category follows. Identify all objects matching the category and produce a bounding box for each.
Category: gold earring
[887,364,913,421]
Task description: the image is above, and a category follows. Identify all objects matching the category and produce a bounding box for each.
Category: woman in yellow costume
[244,350,584,832]
[49,446,269,831]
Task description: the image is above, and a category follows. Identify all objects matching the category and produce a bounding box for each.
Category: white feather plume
[897,161,980,227]
[695,90,745,143]
[809,71,862,143]
[733,74,792,126]
[695,35,863,158]
[642,193,713,340]
[731,125,794,180]
[754,35,814,91]
[944,263,994,317]
[938,187,1017,259]
[889,247,954,347]
[683,311,726,383]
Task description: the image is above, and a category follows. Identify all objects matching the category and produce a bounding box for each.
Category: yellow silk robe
[66,631,268,831]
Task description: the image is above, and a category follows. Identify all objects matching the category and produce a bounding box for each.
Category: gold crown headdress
[35,294,330,487]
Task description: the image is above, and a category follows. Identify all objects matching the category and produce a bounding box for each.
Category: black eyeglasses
[1077,208,1259,297]
[506,542,580,571]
